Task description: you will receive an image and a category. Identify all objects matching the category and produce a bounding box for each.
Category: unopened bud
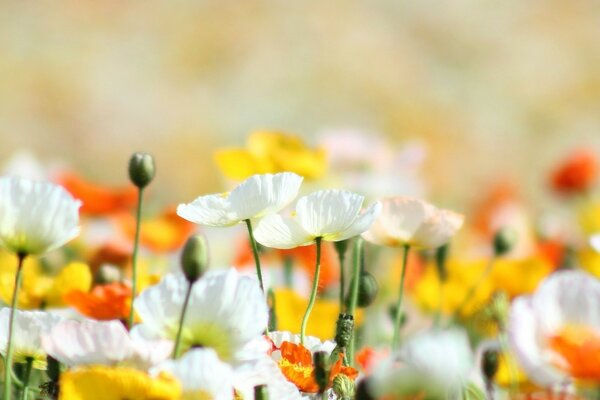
[128,152,155,189]
[357,272,378,307]
[95,264,122,284]
[254,384,268,400]
[355,378,375,400]
[481,349,499,382]
[46,355,60,382]
[335,314,354,348]
[493,227,517,257]
[332,374,355,400]
[435,244,449,282]
[334,239,350,258]
[313,351,329,393]
[181,235,209,283]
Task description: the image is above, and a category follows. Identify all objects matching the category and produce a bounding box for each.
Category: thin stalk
[453,256,496,321]
[337,248,346,313]
[283,256,293,288]
[128,187,144,330]
[392,245,410,350]
[19,357,33,400]
[4,253,26,400]
[245,219,265,293]
[173,282,193,359]
[300,237,322,345]
[346,238,363,366]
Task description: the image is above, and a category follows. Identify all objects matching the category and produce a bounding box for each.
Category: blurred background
[1,0,600,210]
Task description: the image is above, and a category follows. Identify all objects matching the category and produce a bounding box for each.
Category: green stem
[498,332,518,396]
[283,256,293,288]
[434,276,444,328]
[453,256,496,321]
[19,357,33,400]
[128,187,144,330]
[337,249,346,314]
[392,245,410,350]
[245,219,265,293]
[4,253,26,400]
[347,238,363,366]
[300,237,322,345]
[173,282,193,359]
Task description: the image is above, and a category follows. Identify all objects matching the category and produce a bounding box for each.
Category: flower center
[548,324,600,381]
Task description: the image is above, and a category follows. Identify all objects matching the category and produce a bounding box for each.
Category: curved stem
[128,187,144,330]
[392,245,410,350]
[347,237,363,366]
[173,282,193,359]
[300,237,322,345]
[245,219,265,293]
[19,357,33,400]
[4,253,26,400]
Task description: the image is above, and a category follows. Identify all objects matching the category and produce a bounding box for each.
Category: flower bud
[313,351,329,393]
[253,384,269,400]
[335,313,354,348]
[128,152,155,189]
[334,239,350,258]
[355,378,375,400]
[357,272,378,307]
[46,355,61,382]
[493,227,517,257]
[95,264,122,285]
[481,349,499,382]
[332,374,355,400]
[435,243,449,282]
[180,235,209,284]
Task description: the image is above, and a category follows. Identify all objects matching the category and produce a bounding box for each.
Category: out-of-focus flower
[59,366,181,400]
[233,355,303,399]
[177,172,303,227]
[134,268,268,362]
[215,131,327,180]
[0,309,61,369]
[550,149,598,196]
[0,176,81,255]
[578,200,600,235]
[370,329,474,399]
[65,282,132,321]
[114,207,196,252]
[56,171,137,216]
[43,319,172,371]
[255,190,380,249]
[362,196,464,249]
[273,289,362,340]
[591,234,600,253]
[0,253,92,309]
[355,347,390,375]
[509,270,600,387]
[156,348,233,400]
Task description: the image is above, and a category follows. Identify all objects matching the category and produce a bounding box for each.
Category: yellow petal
[46,262,93,307]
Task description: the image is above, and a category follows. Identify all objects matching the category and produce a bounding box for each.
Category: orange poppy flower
[355,346,389,375]
[277,341,358,393]
[88,242,131,272]
[549,325,600,381]
[56,171,138,216]
[64,282,131,321]
[550,149,599,196]
[114,207,196,252]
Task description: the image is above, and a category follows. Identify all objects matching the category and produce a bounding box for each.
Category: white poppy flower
[371,329,474,399]
[177,172,303,227]
[361,196,464,249]
[233,356,303,400]
[509,270,600,387]
[0,309,62,369]
[254,189,381,249]
[133,268,269,363]
[0,177,81,256]
[591,234,600,253]
[155,348,234,400]
[268,331,336,360]
[42,319,173,371]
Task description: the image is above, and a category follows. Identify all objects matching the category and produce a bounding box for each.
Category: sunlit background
[1,0,600,209]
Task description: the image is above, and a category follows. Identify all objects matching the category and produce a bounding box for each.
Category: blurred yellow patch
[0,250,92,309]
[495,351,537,392]
[411,256,553,317]
[215,130,327,180]
[577,200,600,235]
[274,288,362,341]
[579,247,600,278]
[59,366,181,400]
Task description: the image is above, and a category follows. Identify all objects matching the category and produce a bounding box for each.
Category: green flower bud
[346,272,379,308]
[180,234,209,283]
[332,374,355,399]
[335,313,354,348]
[481,349,499,382]
[253,384,269,400]
[128,152,155,189]
[46,355,61,382]
[388,304,408,327]
[334,239,350,258]
[313,351,329,393]
[493,227,517,257]
[435,243,449,282]
[355,378,375,400]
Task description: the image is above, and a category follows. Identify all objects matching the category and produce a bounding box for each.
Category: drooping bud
[253,384,269,400]
[313,351,329,393]
[334,239,350,259]
[493,227,517,257]
[332,374,355,400]
[481,349,499,382]
[128,152,156,189]
[46,355,61,382]
[180,235,209,284]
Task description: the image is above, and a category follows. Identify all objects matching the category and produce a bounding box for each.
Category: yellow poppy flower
[578,199,600,235]
[215,130,327,180]
[59,366,181,400]
[0,250,92,309]
[495,351,538,392]
[273,288,363,341]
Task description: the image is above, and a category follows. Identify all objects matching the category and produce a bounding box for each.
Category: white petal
[233,356,302,400]
[296,189,364,237]
[177,194,237,227]
[254,214,314,249]
[327,201,381,241]
[411,209,464,249]
[590,234,600,253]
[228,173,303,220]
